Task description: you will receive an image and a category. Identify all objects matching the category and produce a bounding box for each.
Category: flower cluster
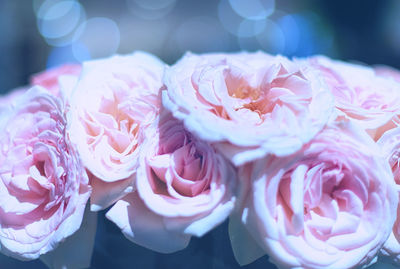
[0,51,400,269]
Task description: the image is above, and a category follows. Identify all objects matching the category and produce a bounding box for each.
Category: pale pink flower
[230,121,397,269]
[162,52,333,166]
[30,64,82,97]
[0,87,91,261]
[0,64,81,110]
[67,52,165,211]
[304,56,400,140]
[106,111,236,253]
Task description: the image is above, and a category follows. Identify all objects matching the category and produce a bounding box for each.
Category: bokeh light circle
[37,0,85,46]
[228,0,275,20]
[72,17,120,60]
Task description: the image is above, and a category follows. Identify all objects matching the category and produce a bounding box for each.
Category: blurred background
[1,0,400,94]
[1,0,400,268]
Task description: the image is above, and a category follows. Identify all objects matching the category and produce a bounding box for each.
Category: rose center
[84,93,139,156]
[150,129,210,198]
[279,161,365,240]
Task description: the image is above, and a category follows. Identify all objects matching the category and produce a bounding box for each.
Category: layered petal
[303,56,400,140]
[0,87,91,261]
[162,52,333,166]
[377,126,400,264]
[30,64,82,97]
[107,111,237,253]
[230,121,397,269]
[67,51,165,210]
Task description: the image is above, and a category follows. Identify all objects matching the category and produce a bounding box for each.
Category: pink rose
[230,121,398,268]
[67,52,165,211]
[0,64,81,111]
[0,87,91,261]
[305,56,400,141]
[162,52,333,166]
[106,111,236,253]
[377,127,400,264]
[30,64,82,97]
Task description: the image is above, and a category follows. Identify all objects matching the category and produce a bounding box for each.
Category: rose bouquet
[0,51,399,269]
